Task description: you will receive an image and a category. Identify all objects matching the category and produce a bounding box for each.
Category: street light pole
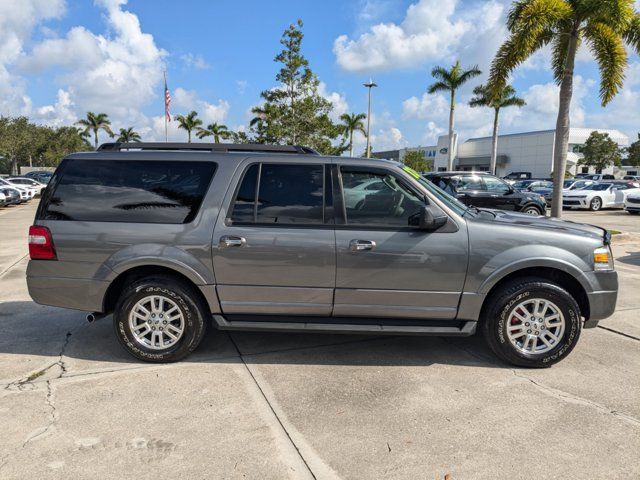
[364,79,377,158]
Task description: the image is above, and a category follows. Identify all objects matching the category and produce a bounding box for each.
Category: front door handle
[349,239,376,252]
[219,235,246,248]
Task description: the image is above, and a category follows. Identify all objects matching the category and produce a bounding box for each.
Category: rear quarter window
[42,159,216,224]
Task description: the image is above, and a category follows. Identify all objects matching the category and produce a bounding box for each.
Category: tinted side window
[43,160,216,224]
[341,169,424,227]
[230,164,258,223]
[483,177,510,193]
[230,163,325,225]
[457,176,485,191]
[257,164,324,224]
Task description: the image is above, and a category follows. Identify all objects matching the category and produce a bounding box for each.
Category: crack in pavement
[0,254,28,279]
[22,331,72,446]
[597,325,640,342]
[511,370,640,427]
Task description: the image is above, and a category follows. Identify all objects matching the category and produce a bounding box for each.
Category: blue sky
[1,0,639,151]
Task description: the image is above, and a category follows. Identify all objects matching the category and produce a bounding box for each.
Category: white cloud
[35,89,76,126]
[181,53,210,70]
[318,82,349,121]
[172,87,230,125]
[334,0,508,73]
[236,80,248,95]
[0,0,65,115]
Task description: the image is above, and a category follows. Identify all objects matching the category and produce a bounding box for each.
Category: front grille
[563,199,582,206]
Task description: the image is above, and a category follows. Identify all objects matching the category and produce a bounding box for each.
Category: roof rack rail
[96,142,320,155]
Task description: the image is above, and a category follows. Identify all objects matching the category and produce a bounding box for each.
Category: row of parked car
[0,171,52,207]
[422,171,640,215]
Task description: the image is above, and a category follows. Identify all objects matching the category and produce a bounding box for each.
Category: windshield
[583,183,611,191]
[563,180,574,188]
[512,180,532,189]
[403,169,468,216]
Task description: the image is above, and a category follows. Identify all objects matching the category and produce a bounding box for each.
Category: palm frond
[427,81,450,94]
[623,13,640,53]
[430,66,452,83]
[585,21,628,105]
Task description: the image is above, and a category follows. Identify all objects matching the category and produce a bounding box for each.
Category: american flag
[164,78,171,122]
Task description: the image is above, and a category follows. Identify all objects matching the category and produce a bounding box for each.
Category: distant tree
[469,84,525,175]
[428,60,481,171]
[0,117,89,174]
[339,113,366,157]
[403,150,431,173]
[578,131,622,172]
[488,0,640,218]
[196,122,230,143]
[116,127,142,143]
[230,130,252,144]
[252,19,344,154]
[175,111,202,142]
[627,133,640,167]
[75,112,114,149]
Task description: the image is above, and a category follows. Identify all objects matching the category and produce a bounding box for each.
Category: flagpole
[164,71,168,143]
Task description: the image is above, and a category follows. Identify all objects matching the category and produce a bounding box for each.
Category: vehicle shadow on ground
[0,301,503,370]
[616,252,640,267]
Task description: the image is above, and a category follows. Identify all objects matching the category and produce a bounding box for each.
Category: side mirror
[411,205,448,231]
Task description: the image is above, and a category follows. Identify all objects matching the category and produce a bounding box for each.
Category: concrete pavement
[0,202,639,479]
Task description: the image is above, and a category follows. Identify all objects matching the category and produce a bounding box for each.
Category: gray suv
[27,143,618,367]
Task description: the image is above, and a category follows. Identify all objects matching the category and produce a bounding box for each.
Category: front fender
[473,245,593,295]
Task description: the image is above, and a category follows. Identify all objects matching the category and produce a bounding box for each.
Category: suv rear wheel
[113,275,208,362]
[482,278,582,367]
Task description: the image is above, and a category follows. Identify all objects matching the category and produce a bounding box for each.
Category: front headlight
[593,246,614,271]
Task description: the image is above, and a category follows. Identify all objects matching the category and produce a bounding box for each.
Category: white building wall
[446,128,629,177]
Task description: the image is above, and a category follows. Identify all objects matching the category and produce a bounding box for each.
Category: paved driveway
[1,203,639,479]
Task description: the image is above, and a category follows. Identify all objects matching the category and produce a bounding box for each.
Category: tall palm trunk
[349,130,354,157]
[490,108,500,175]
[188,130,192,143]
[448,90,455,171]
[551,29,579,218]
[93,129,98,149]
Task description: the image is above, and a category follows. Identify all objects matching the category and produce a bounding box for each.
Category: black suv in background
[425,172,547,215]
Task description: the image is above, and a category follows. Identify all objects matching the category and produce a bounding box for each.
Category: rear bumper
[27,275,108,312]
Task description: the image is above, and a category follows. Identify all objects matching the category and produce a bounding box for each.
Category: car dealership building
[373,128,631,177]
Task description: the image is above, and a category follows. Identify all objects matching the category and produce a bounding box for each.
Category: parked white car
[563,182,640,211]
[563,179,595,191]
[0,179,33,201]
[624,192,640,215]
[6,177,46,195]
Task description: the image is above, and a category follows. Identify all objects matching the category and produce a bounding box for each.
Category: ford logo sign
[439,148,448,154]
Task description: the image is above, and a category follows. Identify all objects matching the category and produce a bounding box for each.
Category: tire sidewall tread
[113,276,207,363]
[482,277,582,368]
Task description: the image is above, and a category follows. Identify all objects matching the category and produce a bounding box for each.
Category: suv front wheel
[482,278,582,367]
[113,275,208,362]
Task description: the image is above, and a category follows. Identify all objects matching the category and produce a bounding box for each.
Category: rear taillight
[28,225,57,260]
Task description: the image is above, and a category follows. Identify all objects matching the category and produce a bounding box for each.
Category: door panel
[334,166,468,320]
[213,162,335,316]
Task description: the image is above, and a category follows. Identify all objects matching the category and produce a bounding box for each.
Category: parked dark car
[24,171,53,184]
[503,171,532,180]
[424,172,547,215]
[511,179,553,192]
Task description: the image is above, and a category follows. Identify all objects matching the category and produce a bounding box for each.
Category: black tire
[521,204,542,215]
[589,196,602,211]
[481,277,582,368]
[113,275,208,362]
[628,210,639,215]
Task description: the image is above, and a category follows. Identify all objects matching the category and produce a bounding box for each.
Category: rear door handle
[219,235,246,248]
[349,239,376,252]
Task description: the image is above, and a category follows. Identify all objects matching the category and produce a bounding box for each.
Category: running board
[212,315,476,336]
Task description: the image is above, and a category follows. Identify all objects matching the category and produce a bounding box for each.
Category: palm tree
[339,113,367,157]
[196,122,230,143]
[175,111,202,142]
[488,0,640,218]
[116,127,142,143]
[469,84,526,175]
[75,112,114,149]
[428,61,481,171]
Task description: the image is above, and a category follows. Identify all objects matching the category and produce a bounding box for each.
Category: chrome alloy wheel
[506,298,565,355]
[523,207,540,215]
[128,295,185,350]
